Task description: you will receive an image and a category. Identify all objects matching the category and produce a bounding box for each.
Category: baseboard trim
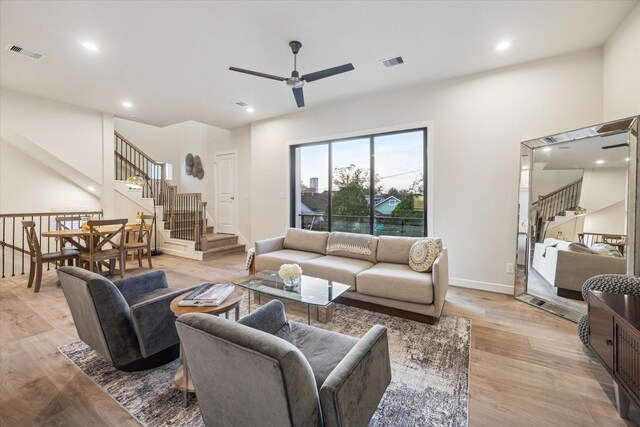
[449,277,514,295]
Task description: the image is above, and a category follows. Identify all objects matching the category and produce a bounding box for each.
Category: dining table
[42,223,149,252]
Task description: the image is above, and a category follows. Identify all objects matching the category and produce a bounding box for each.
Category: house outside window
[290,128,427,237]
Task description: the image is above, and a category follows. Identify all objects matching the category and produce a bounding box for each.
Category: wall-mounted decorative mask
[185,153,204,180]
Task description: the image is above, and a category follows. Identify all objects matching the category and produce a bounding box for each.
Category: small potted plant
[278,263,303,292]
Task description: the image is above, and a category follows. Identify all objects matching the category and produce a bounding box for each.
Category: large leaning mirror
[515,116,639,322]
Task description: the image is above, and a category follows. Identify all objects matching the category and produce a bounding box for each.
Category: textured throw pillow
[409,239,439,272]
[326,232,378,262]
[590,243,623,257]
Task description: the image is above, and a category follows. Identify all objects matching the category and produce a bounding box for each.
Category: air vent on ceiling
[602,143,629,150]
[4,44,46,61]
[381,56,404,68]
[234,101,249,107]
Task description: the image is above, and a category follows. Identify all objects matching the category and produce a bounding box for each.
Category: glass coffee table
[233,271,350,324]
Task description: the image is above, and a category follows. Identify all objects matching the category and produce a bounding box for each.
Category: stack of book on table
[178,283,235,307]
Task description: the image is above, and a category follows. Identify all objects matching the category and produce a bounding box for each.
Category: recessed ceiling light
[496,40,511,51]
[87,186,96,192]
[246,106,255,113]
[625,157,631,161]
[121,101,133,108]
[543,147,552,152]
[81,42,98,51]
[595,159,605,164]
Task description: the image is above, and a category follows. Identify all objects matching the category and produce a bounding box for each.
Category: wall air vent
[4,44,46,61]
[381,56,404,68]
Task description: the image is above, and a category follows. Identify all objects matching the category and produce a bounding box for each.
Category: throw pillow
[409,239,439,272]
[590,243,623,257]
[326,232,378,263]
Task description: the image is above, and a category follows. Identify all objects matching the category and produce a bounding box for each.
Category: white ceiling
[1,1,637,130]
[535,132,631,170]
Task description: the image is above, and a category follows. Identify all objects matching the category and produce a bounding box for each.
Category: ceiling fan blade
[292,87,305,108]
[229,67,287,82]
[302,63,354,83]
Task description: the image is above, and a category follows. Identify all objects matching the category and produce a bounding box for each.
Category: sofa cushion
[256,249,323,272]
[590,243,623,257]
[556,241,591,254]
[300,256,374,290]
[284,228,329,255]
[408,239,439,272]
[356,262,434,304]
[326,232,378,263]
[377,236,442,264]
[275,320,358,389]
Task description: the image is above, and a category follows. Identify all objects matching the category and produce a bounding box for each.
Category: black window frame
[289,127,428,237]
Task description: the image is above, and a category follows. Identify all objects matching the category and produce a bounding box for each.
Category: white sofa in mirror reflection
[531,238,626,297]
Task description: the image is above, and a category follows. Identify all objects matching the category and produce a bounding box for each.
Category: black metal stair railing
[114,131,164,205]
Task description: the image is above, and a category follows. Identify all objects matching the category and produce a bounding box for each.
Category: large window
[291,128,426,237]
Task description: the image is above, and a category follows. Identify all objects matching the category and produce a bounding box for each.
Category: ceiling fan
[229,41,354,108]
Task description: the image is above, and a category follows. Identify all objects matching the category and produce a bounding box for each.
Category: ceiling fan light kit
[229,40,354,108]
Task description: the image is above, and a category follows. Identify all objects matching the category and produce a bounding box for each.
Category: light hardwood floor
[0,253,637,426]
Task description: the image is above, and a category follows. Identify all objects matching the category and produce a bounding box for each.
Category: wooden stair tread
[203,243,244,254]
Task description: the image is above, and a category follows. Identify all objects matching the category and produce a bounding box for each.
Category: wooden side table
[170,286,244,405]
[588,290,640,419]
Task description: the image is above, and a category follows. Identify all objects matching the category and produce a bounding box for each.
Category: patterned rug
[59,303,470,427]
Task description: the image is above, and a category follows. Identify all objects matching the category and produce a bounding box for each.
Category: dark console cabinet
[588,290,640,419]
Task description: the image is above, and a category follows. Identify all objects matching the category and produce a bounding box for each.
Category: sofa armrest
[432,247,449,319]
[130,285,199,358]
[255,237,285,256]
[319,325,391,427]
[113,270,169,303]
[238,299,287,335]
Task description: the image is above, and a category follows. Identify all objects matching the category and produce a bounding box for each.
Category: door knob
[230,196,235,200]
[606,339,613,346]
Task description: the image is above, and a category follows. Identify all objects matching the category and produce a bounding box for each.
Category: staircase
[114,131,245,260]
[532,178,582,242]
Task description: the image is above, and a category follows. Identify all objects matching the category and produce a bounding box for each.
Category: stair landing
[202,233,245,260]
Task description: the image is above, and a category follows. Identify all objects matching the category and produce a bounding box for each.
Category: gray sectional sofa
[254,228,449,323]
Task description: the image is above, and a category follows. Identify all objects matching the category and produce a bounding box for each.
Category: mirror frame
[515,116,639,322]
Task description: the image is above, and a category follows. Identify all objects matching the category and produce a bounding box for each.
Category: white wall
[603,3,640,121]
[1,89,104,183]
[584,200,626,235]
[530,164,583,201]
[249,48,604,294]
[114,118,175,163]
[0,140,100,212]
[0,89,111,214]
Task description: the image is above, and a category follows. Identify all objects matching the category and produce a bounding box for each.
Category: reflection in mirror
[516,117,638,322]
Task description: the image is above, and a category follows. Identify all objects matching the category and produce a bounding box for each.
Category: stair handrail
[115,132,208,247]
[114,131,165,205]
[533,177,583,242]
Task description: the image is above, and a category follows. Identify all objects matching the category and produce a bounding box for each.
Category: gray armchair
[176,300,391,427]
[57,266,197,371]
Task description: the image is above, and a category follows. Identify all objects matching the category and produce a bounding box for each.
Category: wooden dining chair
[55,215,84,250]
[122,214,155,270]
[78,219,128,278]
[55,215,83,230]
[22,221,79,292]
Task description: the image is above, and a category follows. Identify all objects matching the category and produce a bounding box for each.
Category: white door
[215,152,237,234]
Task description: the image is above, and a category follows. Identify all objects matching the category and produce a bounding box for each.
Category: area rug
[59,303,470,427]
